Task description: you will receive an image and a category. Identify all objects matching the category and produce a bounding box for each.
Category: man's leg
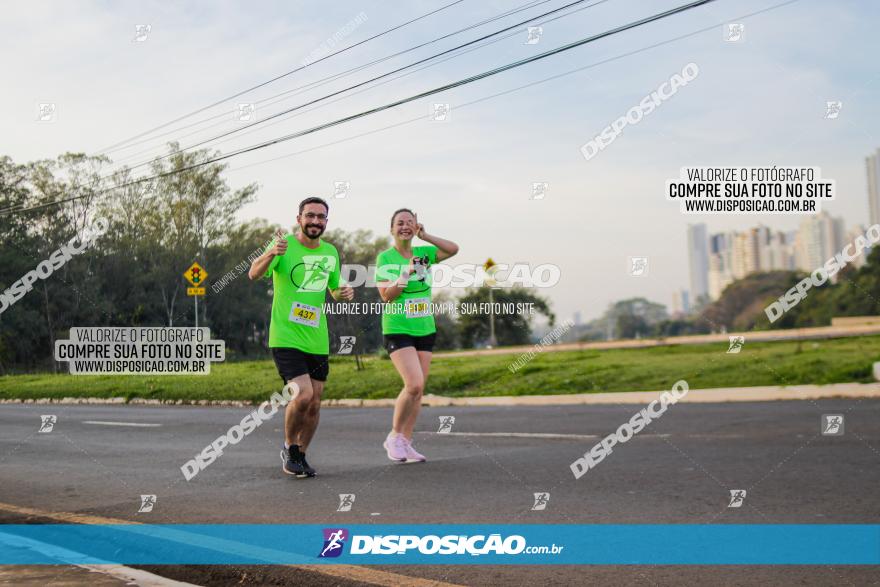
[390,347,425,436]
[284,374,313,448]
[402,351,432,439]
[297,378,324,452]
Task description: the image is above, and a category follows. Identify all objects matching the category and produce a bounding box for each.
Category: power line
[115,0,608,175]
[109,0,599,171]
[95,0,468,154]
[222,0,802,176]
[3,0,721,216]
[102,0,555,160]
[156,0,608,161]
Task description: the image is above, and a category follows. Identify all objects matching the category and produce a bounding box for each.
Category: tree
[456,287,554,347]
[699,271,798,331]
[592,298,667,340]
[0,156,45,372]
[322,227,390,354]
[205,219,276,357]
[143,143,257,326]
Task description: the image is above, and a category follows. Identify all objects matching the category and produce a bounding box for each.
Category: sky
[2,0,879,323]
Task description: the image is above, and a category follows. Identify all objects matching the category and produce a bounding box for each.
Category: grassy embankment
[0,336,877,402]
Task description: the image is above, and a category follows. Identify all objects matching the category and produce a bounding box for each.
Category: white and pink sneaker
[403,437,426,463]
[383,432,407,462]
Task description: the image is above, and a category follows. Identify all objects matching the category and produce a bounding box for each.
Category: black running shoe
[280,445,307,478]
[299,453,316,478]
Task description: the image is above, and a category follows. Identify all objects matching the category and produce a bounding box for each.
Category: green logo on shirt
[291,255,336,292]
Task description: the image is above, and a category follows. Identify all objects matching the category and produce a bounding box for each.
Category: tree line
[569,251,880,342]
[0,146,552,373]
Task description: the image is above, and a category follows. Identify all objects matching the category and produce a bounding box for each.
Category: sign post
[183,263,207,328]
[483,258,498,348]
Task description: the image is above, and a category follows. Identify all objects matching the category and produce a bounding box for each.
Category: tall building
[708,255,734,300]
[730,229,761,279]
[694,214,853,301]
[867,148,880,226]
[845,224,869,269]
[708,232,734,300]
[687,224,709,304]
[671,289,690,317]
[796,212,845,271]
[761,229,794,271]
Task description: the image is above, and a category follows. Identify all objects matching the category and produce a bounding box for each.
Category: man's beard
[303,224,325,238]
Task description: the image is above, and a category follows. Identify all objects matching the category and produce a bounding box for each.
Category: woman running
[376,209,459,462]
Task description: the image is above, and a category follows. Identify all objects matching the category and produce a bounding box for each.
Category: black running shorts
[271,347,329,383]
[383,333,436,354]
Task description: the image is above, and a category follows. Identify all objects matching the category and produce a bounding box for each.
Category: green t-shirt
[375,245,438,336]
[264,236,341,354]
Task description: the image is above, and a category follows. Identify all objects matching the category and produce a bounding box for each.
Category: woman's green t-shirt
[375,245,438,336]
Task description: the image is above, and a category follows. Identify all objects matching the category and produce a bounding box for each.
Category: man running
[248,196,353,478]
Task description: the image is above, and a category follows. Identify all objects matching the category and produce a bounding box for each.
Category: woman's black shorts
[383,333,436,354]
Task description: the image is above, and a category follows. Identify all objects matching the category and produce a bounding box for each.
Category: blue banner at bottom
[1,524,878,565]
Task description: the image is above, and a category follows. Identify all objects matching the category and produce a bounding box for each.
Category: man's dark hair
[299,197,329,215]
[390,207,415,228]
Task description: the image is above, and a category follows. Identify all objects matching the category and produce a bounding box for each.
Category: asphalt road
[1,400,878,586]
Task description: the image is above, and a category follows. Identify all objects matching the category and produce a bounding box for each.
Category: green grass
[1,336,878,402]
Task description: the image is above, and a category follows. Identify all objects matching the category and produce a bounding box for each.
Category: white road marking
[423,432,744,440]
[422,431,599,440]
[82,421,162,427]
[0,501,465,587]
[0,531,197,586]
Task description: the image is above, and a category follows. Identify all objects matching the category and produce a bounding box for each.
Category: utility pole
[484,258,498,348]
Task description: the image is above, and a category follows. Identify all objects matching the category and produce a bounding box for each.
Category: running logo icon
[821,414,844,436]
[629,256,648,276]
[237,103,256,122]
[727,336,745,353]
[525,26,543,45]
[338,336,356,355]
[532,492,550,511]
[728,489,746,508]
[133,24,151,42]
[36,103,56,122]
[724,23,744,42]
[319,528,349,558]
[38,415,57,433]
[824,101,842,119]
[430,103,451,122]
[531,182,548,200]
[296,255,335,292]
[337,494,355,512]
[138,494,156,513]
[437,416,455,433]
[333,181,351,199]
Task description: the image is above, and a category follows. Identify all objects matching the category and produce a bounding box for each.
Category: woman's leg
[402,351,432,439]
[390,347,425,436]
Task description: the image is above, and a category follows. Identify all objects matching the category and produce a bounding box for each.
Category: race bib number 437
[289,302,320,327]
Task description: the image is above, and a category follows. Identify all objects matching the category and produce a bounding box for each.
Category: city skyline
[670,145,879,320]
[679,152,878,313]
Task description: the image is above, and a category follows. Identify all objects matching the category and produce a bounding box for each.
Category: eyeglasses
[303,213,328,221]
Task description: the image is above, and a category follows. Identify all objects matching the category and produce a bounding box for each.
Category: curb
[2,382,879,407]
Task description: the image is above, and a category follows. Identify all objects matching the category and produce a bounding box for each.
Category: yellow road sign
[187,287,206,296]
[184,263,207,287]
